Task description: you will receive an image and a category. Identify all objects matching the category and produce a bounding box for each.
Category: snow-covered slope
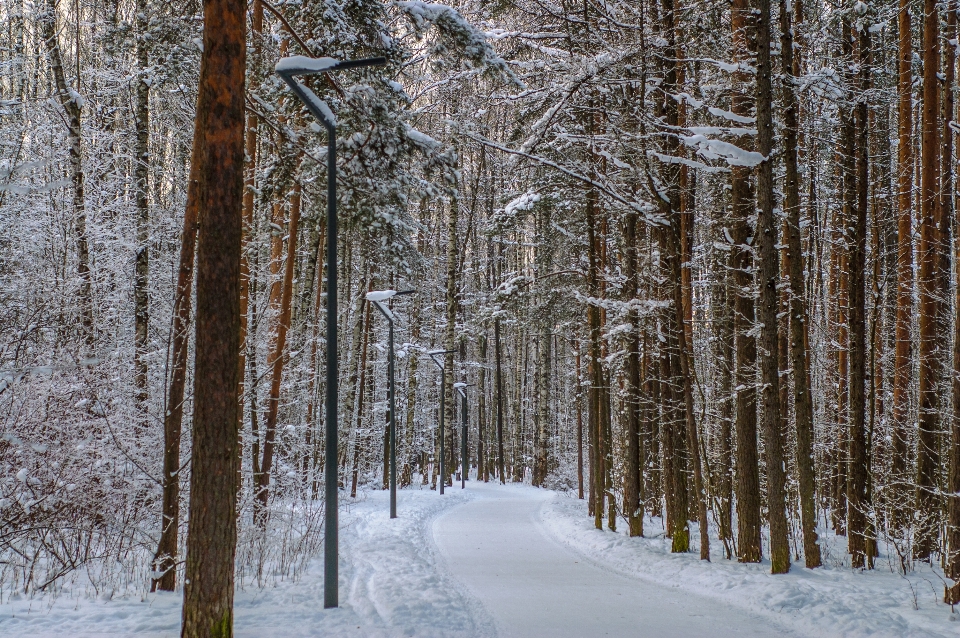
[541,489,959,638]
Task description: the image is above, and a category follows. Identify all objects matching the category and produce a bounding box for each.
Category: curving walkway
[433,481,800,638]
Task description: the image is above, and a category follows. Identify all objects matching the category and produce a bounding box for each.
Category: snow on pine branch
[503,191,541,217]
[682,135,766,168]
[707,107,756,124]
[395,1,520,84]
[463,131,662,224]
[672,93,757,125]
[573,290,672,314]
[403,124,441,150]
[647,151,730,174]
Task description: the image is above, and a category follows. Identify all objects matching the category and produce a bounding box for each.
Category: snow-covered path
[7,480,954,636]
[433,481,798,638]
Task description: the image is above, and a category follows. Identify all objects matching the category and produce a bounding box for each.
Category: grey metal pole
[439,379,445,494]
[322,120,338,610]
[388,318,396,518]
[461,391,467,489]
[368,290,413,518]
[276,55,386,610]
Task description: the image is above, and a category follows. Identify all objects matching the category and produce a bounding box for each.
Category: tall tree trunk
[586,144,604,527]
[653,0,691,554]
[180,0,245,629]
[713,244,735,558]
[780,0,821,568]
[151,132,201,594]
[255,167,302,520]
[402,302,420,487]
[40,0,93,352]
[513,335,527,483]
[674,229,708,559]
[847,16,871,570]
[657,293,689,551]
[892,0,914,532]
[134,0,150,412]
[444,195,459,488]
[238,0,263,432]
[603,372,616,531]
[731,0,762,564]
[349,279,373,499]
[945,0,960,604]
[576,345,584,499]
[662,179,708,555]
[533,206,553,487]
[916,0,943,561]
[305,221,326,498]
[533,326,552,486]
[645,324,663,519]
[623,209,643,537]
[834,165,851,536]
[756,0,789,573]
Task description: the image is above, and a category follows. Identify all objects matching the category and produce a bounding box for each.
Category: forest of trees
[4,0,960,626]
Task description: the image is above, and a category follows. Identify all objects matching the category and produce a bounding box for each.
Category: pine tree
[179,0,245,633]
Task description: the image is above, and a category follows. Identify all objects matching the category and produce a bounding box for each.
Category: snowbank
[540,492,959,638]
[1,487,492,637]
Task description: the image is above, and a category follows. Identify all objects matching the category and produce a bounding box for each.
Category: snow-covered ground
[0,485,494,637]
[541,488,960,638]
[3,480,958,637]
[434,481,794,637]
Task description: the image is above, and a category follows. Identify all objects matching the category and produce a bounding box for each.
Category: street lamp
[366,289,415,519]
[454,383,474,489]
[276,53,387,610]
[428,349,455,494]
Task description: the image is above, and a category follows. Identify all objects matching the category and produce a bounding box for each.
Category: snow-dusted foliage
[0,0,509,600]
[4,0,960,628]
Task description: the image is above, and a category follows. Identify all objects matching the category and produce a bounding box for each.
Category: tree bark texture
[755,0,789,573]
[916,0,942,561]
[623,209,643,537]
[730,0,761,564]
[151,122,202,594]
[180,0,245,630]
[780,0,821,568]
[891,0,914,531]
[846,17,870,570]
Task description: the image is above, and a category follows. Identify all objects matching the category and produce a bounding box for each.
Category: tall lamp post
[366,289,415,519]
[276,53,386,610]
[428,349,455,494]
[454,383,474,489]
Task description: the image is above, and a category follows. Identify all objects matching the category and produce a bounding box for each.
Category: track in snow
[433,481,801,638]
